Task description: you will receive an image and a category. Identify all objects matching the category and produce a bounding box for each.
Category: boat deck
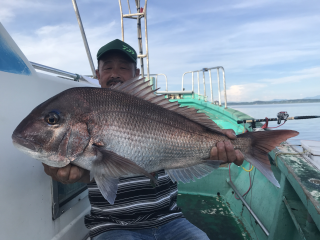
[177,194,250,240]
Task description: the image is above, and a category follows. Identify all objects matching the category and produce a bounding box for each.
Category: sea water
[230,102,320,145]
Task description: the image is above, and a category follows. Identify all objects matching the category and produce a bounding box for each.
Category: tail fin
[237,130,299,188]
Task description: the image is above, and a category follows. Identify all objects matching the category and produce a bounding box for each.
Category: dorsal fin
[111,77,225,134]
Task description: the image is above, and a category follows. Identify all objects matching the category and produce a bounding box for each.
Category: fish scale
[105,107,215,170]
[90,96,206,169]
[12,77,299,204]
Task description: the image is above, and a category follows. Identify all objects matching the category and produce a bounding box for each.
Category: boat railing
[181,66,227,108]
[30,61,83,81]
[148,73,168,91]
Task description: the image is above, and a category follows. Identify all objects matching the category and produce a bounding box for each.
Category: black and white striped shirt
[84,170,184,238]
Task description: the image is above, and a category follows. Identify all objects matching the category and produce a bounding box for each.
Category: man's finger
[68,165,84,183]
[57,164,72,183]
[234,150,245,166]
[210,146,218,160]
[225,140,237,163]
[216,142,227,161]
[43,163,57,176]
[223,129,237,140]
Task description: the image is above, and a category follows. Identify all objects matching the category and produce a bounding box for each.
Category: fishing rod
[237,115,320,124]
[237,111,320,128]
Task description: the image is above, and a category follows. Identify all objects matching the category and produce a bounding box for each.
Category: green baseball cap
[97,39,137,63]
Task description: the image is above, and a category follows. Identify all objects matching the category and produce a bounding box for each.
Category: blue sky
[1,0,320,102]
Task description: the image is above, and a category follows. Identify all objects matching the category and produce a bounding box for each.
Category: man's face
[96,51,140,89]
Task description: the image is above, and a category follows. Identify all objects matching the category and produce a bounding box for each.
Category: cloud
[227,83,267,102]
[0,0,25,23]
[239,15,320,34]
[226,67,320,102]
[0,7,15,23]
[11,22,117,75]
[0,0,61,23]
[144,9,320,78]
[260,67,320,85]
[232,0,270,9]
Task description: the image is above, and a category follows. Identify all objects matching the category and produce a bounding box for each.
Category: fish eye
[45,111,60,125]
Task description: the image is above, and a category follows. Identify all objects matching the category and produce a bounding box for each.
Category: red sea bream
[12,77,299,204]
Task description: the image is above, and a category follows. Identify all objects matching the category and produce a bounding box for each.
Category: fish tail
[236,130,299,188]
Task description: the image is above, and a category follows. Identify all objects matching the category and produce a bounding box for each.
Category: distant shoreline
[228,99,320,106]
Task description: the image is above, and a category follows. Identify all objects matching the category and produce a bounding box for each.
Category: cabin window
[52,180,87,220]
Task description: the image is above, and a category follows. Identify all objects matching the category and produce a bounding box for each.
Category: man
[43,39,244,240]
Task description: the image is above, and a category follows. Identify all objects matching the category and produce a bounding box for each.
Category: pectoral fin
[91,149,158,204]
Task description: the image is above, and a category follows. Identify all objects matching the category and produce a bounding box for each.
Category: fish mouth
[12,134,37,152]
[106,79,123,87]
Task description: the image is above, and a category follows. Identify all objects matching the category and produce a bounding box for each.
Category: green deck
[169,93,320,240]
[177,194,250,240]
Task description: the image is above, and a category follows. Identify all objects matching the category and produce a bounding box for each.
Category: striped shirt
[84,170,184,238]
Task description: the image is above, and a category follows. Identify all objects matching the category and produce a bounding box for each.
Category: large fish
[12,77,298,204]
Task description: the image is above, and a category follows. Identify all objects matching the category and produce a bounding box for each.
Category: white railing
[30,62,82,81]
[181,66,227,108]
[147,73,168,91]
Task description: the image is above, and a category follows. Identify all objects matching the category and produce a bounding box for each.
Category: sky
[1,0,320,102]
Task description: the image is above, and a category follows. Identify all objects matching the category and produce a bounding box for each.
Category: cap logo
[122,45,135,55]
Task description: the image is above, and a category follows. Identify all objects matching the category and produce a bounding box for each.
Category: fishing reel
[277,111,289,124]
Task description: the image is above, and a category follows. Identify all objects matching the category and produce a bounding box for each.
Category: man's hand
[42,163,91,184]
[210,129,244,166]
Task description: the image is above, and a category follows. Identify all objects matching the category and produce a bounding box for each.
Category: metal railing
[119,0,150,80]
[227,179,269,236]
[148,73,168,91]
[181,66,227,108]
[30,62,82,81]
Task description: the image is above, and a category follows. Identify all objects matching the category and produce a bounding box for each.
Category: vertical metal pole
[197,71,200,100]
[135,0,144,78]
[144,0,150,80]
[71,0,96,78]
[151,76,154,90]
[165,75,168,91]
[222,67,227,108]
[217,68,221,106]
[191,72,194,92]
[118,0,124,41]
[181,73,184,91]
[228,180,269,236]
[209,69,213,103]
[127,0,131,13]
[202,70,206,101]
[192,72,194,99]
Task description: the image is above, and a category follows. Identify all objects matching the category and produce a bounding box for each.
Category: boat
[1,1,320,239]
